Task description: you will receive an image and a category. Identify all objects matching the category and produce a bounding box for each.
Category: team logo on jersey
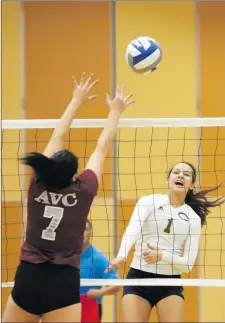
[178,212,189,221]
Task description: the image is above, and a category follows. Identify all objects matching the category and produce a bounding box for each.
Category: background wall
[199,1,225,322]
[2,1,225,322]
[2,0,22,312]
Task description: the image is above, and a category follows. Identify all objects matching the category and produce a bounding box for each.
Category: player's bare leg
[2,295,40,323]
[41,303,81,323]
[122,294,151,322]
[156,295,185,322]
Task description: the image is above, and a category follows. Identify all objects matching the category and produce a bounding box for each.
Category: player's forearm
[117,199,149,259]
[97,110,120,153]
[51,99,81,141]
[117,231,136,259]
[161,251,196,273]
[98,286,121,296]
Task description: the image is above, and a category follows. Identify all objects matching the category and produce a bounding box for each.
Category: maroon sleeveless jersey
[20,169,98,268]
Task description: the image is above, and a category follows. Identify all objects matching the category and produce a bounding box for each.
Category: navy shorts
[123,267,184,308]
[11,261,80,315]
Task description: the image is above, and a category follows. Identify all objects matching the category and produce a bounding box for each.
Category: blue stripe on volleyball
[132,40,159,66]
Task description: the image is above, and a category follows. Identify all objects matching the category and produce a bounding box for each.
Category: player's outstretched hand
[104,257,125,273]
[106,85,135,114]
[72,73,99,104]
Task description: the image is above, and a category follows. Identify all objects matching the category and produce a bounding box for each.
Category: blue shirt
[80,244,119,304]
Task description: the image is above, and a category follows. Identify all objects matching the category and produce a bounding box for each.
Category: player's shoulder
[78,169,97,182]
[183,203,199,218]
[182,204,201,224]
[77,169,98,196]
[138,194,168,205]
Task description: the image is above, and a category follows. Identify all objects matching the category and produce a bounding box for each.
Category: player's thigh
[41,303,81,323]
[156,295,185,323]
[122,294,151,322]
[2,295,40,323]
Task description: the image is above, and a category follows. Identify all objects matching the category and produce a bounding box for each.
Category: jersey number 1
[164,218,173,234]
[41,205,64,241]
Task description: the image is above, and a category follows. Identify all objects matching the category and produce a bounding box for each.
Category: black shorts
[123,267,184,308]
[11,261,80,316]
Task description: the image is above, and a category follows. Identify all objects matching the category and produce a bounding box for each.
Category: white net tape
[2,278,225,288]
[2,117,225,129]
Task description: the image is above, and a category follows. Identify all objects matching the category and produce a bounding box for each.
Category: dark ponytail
[168,161,225,226]
[20,150,78,189]
[185,185,225,226]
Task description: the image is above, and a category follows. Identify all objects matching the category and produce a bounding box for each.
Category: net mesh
[1,118,225,287]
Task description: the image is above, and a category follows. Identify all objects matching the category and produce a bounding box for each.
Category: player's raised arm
[44,73,99,158]
[85,86,134,182]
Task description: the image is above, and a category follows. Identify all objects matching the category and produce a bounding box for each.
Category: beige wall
[2,0,22,201]
[199,2,225,322]
[2,0,22,311]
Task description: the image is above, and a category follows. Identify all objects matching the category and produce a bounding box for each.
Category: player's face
[83,221,92,246]
[167,163,194,193]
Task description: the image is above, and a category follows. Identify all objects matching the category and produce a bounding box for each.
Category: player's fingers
[126,99,135,107]
[91,79,100,87]
[120,84,126,97]
[72,76,77,87]
[115,86,120,96]
[84,73,94,87]
[88,95,97,101]
[87,79,99,92]
[104,264,112,273]
[80,72,86,86]
[124,93,133,101]
[105,259,120,273]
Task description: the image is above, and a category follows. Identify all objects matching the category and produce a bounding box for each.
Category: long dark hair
[20,149,78,189]
[168,161,225,226]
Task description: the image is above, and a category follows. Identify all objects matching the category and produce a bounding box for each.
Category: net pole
[111,1,118,321]
[195,1,201,321]
[20,0,27,250]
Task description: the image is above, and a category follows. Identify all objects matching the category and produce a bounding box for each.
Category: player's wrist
[70,97,82,107]
[108,109,122,118]
[98,288,105,297]
[116,255,126,261]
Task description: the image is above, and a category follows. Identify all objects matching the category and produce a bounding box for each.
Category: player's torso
[21,180,94,266]
[135,196,196,256]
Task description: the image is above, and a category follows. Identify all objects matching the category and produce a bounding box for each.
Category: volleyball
[125,36,162,74]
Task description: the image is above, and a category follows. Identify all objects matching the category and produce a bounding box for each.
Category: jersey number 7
[41,205,64,241]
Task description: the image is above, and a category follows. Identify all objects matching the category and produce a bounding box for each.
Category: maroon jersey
[20,169,98,268]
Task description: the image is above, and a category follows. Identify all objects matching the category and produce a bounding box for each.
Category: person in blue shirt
[80,219,120,321]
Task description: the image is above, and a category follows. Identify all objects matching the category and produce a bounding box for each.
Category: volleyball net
[1,117,225,288]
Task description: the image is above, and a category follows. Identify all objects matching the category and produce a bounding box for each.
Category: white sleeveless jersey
[117,194,201,275]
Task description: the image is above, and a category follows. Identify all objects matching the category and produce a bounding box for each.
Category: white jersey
[117,194,201,275]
